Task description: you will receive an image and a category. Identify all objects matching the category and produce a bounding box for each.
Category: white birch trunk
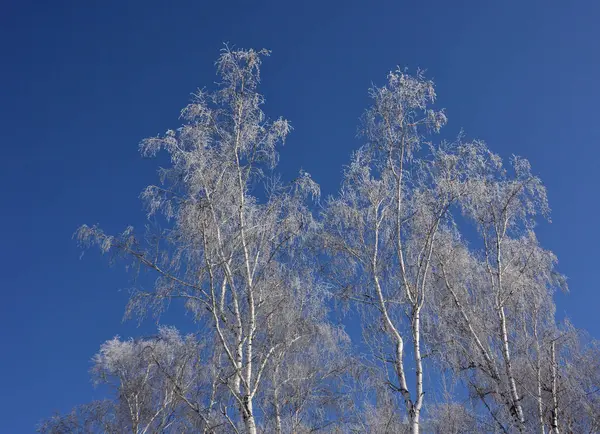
[550,341,560,434]
[411,305,423,434]
[498,305,526,430]
[534,325,546,434]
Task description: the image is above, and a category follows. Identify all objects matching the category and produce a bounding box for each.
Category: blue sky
[1,0,599,431]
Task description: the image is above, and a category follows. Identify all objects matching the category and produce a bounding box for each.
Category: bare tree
[551,322,600,433]
[424,141,575,432]
[39,327,219,434]
[322,68,453,433]
[426,402,480,434]
[39,400,119,434]
[460,154,550,431]
[257,269,353,434]
[321,65,589,433]
[73,47,347,433]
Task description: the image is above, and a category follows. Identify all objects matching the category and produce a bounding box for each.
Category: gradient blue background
[1,0,599,431]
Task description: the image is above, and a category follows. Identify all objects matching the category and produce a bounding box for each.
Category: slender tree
[427,144,574,432]
[322,69,453,433]
[73,47,346,433]
[553,322,600,433]
[39,327,219,434]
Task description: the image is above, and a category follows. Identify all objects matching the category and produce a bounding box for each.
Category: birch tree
[426,402,480,434]
[322,69,453,433]
[425,144,574,432]
[552,323,600,433]
[321,66,587,433]
[39,327,218,434]
[256,268,353,434]
[74,47,346,433]
[262,320,352,433]
[458,155,554,432]
[39,401,119,434]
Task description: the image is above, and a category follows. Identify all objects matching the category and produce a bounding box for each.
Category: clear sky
[1,0,599,431]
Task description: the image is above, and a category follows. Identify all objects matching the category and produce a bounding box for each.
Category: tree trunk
[536,344,546,434]
[273,363,283,434]
[412,305,423,434]
[243,397,258,434]
[498,306,526,431]
[495,233,525,431]
[550,341,560,434]
[274,400,283,434]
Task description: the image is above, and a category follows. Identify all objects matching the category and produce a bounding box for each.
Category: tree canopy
[40,47,600,434]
